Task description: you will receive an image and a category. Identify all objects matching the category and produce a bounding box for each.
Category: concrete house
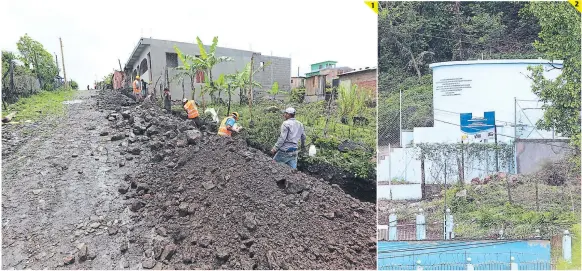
[290,76,306,89]
[123,38,291,101]
[304,60,352,102]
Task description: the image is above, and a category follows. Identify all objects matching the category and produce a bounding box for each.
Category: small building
[290,76,305,89]
[337,67,377,95]
[304,60,352,102]
[123,38,291,101]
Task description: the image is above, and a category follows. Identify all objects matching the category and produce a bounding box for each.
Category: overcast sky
[1,0,377,88]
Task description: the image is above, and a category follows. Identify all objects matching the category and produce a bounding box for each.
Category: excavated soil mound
[97,90,377,270]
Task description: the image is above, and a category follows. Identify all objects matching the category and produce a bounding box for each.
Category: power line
[379,240,525,258]
[434,108,517,126]
[516,101,547,139]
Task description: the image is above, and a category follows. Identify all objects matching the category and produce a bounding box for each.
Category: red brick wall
[339,70,377,94]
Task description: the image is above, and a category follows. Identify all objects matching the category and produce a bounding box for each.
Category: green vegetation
[205,99,376,179]
[15,34,59,90]
[524,2,581,153]
[168,36,376,180]
[2,88,75,122]
[290,87,306,103]
[267,81,281,100]
[378,1,547,145]
[2,34,79,105]
[69,80,79,90]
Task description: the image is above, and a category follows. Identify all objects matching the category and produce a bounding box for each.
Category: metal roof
[311,60,337,66]
[124,38,151,71]
[338,67,377,76]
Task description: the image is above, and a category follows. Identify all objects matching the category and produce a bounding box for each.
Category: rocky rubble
[97,89,376,269]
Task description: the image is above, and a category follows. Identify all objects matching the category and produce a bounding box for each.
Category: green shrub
[290,87,305,103]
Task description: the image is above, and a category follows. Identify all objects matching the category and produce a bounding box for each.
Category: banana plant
[267,81,282,100]
[193,36,233,104]
[173,46,205,100]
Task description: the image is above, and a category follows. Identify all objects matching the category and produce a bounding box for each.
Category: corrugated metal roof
[338,67,377,76]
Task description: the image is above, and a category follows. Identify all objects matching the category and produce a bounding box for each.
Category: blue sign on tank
[460,111,495,134]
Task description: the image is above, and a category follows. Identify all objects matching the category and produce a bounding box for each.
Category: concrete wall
[128,38,291,101]
[338,69,377,94]
[304,75,326,102]
[291,77,305,89]
[516,139,573,174]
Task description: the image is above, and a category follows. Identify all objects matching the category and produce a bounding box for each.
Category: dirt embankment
[97,90,377,269]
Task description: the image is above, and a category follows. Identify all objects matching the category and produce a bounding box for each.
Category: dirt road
[2,90,135,269]
[2,89,376,270]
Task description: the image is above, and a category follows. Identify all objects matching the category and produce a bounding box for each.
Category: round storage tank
[428,59,562,141]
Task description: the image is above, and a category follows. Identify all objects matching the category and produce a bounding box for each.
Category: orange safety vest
[217,117,234,136]
[184,100,199,119]
[132,80,141,94]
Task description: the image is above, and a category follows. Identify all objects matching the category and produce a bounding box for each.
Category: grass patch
[2,89,75,122]
[556,223,581,270]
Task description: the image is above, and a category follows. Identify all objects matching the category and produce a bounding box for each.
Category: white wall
[428,59,562,143]
[378,60,564,189]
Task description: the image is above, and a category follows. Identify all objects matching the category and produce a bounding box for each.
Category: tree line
[2,34,78,97]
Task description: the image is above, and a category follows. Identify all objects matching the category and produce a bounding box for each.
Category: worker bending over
[271,107,306,169]
[163,88,172,113]
[182,98,202,128]
[217,112,242,136]
[132,75,142,101]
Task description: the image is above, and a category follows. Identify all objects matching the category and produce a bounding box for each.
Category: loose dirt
[2,89,377,270]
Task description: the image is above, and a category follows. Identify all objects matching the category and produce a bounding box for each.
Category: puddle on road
[62,100,84,105]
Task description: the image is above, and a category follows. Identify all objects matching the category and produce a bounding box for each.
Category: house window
[166,53,178,68]
[139,58,148,75]
[260,61,265,68]
[319,65,322,69]
[291,79,293,83]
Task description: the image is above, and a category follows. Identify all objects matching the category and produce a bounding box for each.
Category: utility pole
[248,54,254,123]
[59,37,68,88]
[514,97,517,174]
[399,89,402,146]
[494,124,499,172]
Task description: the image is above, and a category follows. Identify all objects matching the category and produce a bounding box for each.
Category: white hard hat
[284,107,296,114]
[182,98,188,103]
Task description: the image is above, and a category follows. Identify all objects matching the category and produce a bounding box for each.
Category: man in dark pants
[163,88,172,113]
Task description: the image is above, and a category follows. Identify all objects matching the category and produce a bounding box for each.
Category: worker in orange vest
[182,98,202,128]
[217,112,242,137]
[132,75,142,102]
